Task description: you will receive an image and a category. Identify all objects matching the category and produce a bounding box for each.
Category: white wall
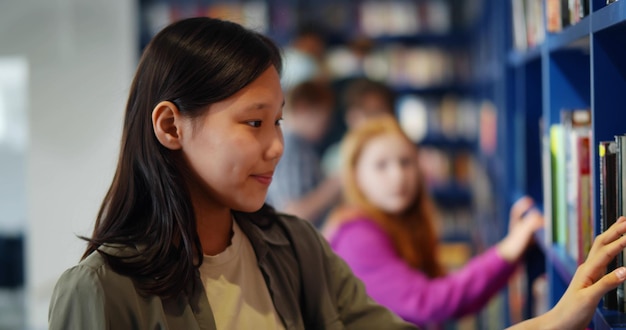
[0,58,28,235]
[0,1,136,328]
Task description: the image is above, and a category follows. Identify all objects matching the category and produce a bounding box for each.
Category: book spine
[577,135,591,265]
[542,133,553,248]
[564,111,579,261]
[615,135,626,312]
[547,0,563,32]
[550,125,568,246]
[601,141,618,310]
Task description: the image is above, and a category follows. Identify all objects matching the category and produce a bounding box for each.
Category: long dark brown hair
[83,17,282,297]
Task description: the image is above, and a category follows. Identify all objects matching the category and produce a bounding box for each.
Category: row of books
[358,0,452,37]
[418,147,474,189]
[397,96,499,157]
[141,1,271,37]
[396,94,479,144]
[141,0,456,47]
[546,0,590,33]
[326,45,470,89]
[437,207,474,242]
[538,108,626,312]
[512,0,590,51]
[541,109,593,265]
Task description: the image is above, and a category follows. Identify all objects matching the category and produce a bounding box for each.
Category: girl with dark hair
[47,17,410,329]
[48,17,626,330]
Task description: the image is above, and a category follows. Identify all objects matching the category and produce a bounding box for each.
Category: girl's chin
[379,204,409,215]
[233,200,266,213]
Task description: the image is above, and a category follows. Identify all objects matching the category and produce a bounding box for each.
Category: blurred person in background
[323,116,544,328]
[266,80,341,227]
[280,24,328,91]
[322,77,397,175]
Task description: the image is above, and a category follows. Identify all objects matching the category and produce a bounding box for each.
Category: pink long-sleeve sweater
[327,217,518,326]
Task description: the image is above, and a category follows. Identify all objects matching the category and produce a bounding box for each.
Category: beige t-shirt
[199,220,285,330]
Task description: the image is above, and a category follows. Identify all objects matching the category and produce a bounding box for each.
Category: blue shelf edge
[592,0,626,33]
[594,308,626,330]
[545,16,591,52]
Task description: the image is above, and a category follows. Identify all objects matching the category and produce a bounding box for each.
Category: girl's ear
[152,101,183,150]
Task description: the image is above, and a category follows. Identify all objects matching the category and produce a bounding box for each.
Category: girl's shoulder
[58,244,138,290]
[51,245,139,316]
[333,217,384,237]
[322,208,385,243]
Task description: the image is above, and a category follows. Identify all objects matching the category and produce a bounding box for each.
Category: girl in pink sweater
[323,115,544,327]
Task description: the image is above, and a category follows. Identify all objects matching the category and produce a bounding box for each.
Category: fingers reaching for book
[576,216,626,287]
[587,266,626,305]
[532,218,626,330]
[597,216,626,247]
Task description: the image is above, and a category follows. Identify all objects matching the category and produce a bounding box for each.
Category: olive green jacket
[48,207,417,329]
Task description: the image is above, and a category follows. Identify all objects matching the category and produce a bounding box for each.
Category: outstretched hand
[509,216,626,329]
[497,196,545,263]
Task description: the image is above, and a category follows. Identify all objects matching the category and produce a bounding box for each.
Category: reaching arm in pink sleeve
[328,218,518,326]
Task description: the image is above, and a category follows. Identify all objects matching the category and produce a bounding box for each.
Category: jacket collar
[233,205,291,262]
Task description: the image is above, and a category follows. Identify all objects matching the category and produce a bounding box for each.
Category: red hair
[326,116,445,277]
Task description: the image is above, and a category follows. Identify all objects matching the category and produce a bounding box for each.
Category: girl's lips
[252,174,273,185]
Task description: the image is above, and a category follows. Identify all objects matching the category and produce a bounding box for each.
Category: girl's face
[180,67,284,213]
[355,133,419,215]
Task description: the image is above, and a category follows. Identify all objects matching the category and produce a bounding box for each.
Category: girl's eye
[275,117,283,126]
[247,120,262,128]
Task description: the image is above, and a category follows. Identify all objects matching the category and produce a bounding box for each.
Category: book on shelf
[575,133,592,265]
[617,134,626,312]
[526,0,546,48]
[545,109,593,264]
[549,123,567,247]
[546,0,569,33]
[599,140,618,311]
[540,118,553,248]
[567,0,590,24]
[598,135,626,312]
[511,0,528,50]
[561,109,592,264]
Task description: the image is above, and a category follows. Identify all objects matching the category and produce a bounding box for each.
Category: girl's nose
[265,131,284,161]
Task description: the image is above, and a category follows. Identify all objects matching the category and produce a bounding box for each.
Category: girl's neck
[196,206,233,256]
[188,185,234,256]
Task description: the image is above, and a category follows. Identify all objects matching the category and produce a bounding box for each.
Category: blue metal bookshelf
[487,0,626,328]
